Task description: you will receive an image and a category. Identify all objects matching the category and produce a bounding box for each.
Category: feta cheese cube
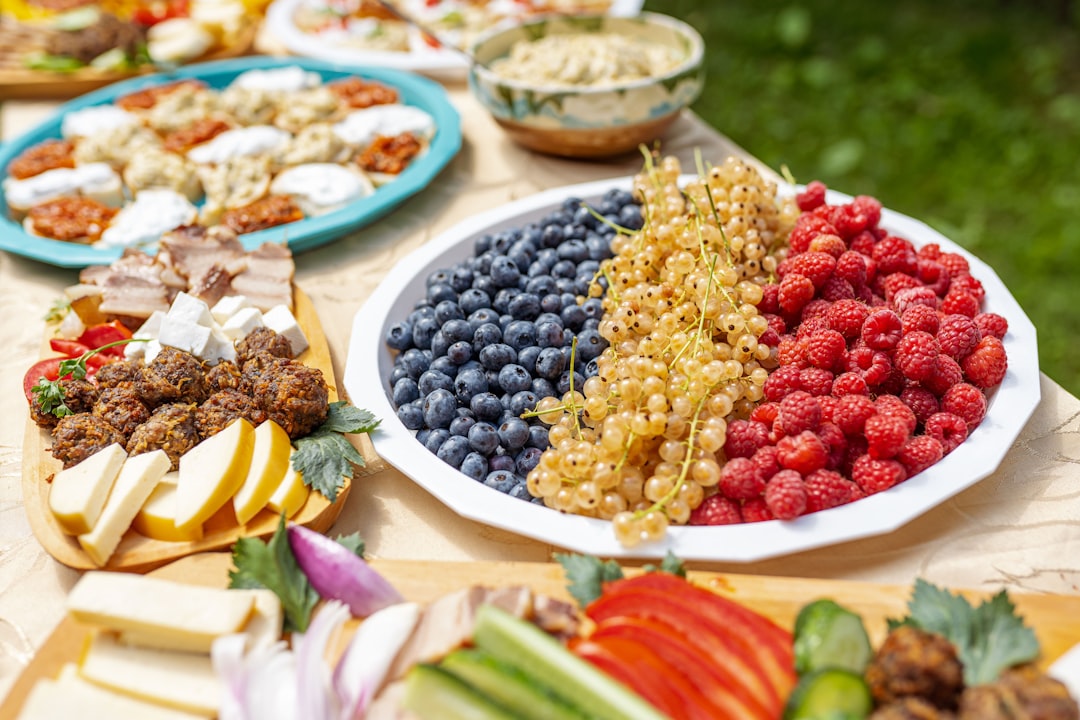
[204,327,237,365]
[158,317,213,357]
[211,295,252,325]
[144,340,163,364]
[167,292,213,327]
[221,306,264,341]
[261,305,308,356]
[135,310,167,338]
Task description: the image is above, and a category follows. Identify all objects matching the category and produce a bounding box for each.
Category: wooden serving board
[3,553,1080,719]
[21,286,371,573]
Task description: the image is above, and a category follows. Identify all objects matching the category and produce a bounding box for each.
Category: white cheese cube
[261,304,308,356]
[158,317,213,357]
[203,327,237,365]
[126,310,167,360]
[144,339,163,364]
[18,664,205,719]
[210,294,252,324]
[167,291,214,327]
[221,306,264,341]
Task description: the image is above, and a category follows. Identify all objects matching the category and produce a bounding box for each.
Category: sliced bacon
[230,242,295,311]
[158,225,246,283]
[93,249,173,320]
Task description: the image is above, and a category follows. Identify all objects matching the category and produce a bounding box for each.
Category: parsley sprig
[31,338,144,418]
[291,401,380,503]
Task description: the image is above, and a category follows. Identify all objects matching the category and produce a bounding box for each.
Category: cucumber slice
[402,664,518,720]
[783,668,873,720]
[472,604,665,720]
[793,599,873,675]
[441,649,589,720]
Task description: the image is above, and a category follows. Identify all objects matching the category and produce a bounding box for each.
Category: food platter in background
[265,0,646,76]
[343,177,1040,562]
[0,56,462,268]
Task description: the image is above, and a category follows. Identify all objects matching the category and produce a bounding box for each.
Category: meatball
[958,665,1080,720]
[196,389,267,439]
[126,403,199,470]
[51,414,124,468]
[246,355,328,438]
[872,697,955,720]
[866,626,965,710]
[136,347,209,407]
[93,386,151,439]
[30,377,100,429]
[206,360,243,393]
[236,327,293,365]
[93,359,144,390]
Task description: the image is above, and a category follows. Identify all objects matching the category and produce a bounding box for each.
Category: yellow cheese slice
[48,444,127,535]
[17,663,204,720]
[78,632,220,717]
[233,420,291,525]
[118,588,282,653]
[267,448,309,518]
[175,418,255,531]
[133,482,204,543]
[66,572,255,652]
[78,450,171,566]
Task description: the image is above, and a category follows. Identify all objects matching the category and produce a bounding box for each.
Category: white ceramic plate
[343,176,1040,561]
[265,0,645,77]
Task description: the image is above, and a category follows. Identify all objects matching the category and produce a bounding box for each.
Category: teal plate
[0,56,462,268]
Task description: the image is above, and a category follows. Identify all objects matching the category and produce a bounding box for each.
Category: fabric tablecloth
[2,82,1080,703]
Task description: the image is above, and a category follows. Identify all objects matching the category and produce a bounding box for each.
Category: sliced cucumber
[441,649,589,720]
[793,599,873,675]
[402,664,518,720]
[472,604,665,720]
[783,668,873,720]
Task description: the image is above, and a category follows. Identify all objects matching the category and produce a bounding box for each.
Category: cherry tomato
[78,320,132,357]
[48,339,91,357]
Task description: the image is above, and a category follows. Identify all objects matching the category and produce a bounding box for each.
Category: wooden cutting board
[2,553,1080,719]
[21,286,374,573]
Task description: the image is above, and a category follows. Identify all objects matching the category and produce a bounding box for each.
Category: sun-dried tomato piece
[162,117,232,153]
[116,79,206,110]
[8,139,76,180]
[220,195,304,235]
[357,132,422,175]
[26,197,118,242]
[327,76,399,109]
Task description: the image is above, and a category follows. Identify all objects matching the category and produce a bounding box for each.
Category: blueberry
[411,316,440,349]
[442,318,473,344]
[504,320,538,351]
[498,417,530,450]
[585,357,601,378]
[534,347,566,380]
[454,368,489,403]
[470,392,503,422]
[408,305,436,322]
[522,224,542,244]
[535,320,564,348]
[418,370,454,396]
[450,415,476,436]
[488,454,516,473]
[392,377,420,406]
[540,224,564,248]
[484,471,519,494]
[585,234,611,260]
[575,328,606,361]
[459,288,491,315]
[430,330,451,358]
[429,356,457,377]
[490,287,518,315]
[508,292,541,320]
[401,348,430,379]
[436,435,471,467]
[434,300,465,325]
[551,259,577,279]
[508,245,533,270]
[426,283,457,305]
[540,293,563,313]
[526,275,557,296]
[472,274,497,297]
[509,482,533,501]
[516,446,544,476]
[498,364,532,394]
[396,402,424,430]
[563,223,587,241]
[562,330,577,351]
[510,390,539,417]
[450,266,474,293]
[385,321,413,351]
[468,308,499,329]
[581,298,604,319]
[527,424,550,449]
[517,345,541,371]
[416,428,431,445]
[490,256,521,288]
[474,251,497,274]
[562,196,583,211]
[557,371,585,396]
[422,388,456,429]
[531,377,557,399]
[555,277,576,294]
[447,341,472,365]
[485,369,503,393]
[472,322,503,351]
[427,269,452,287]
[459,359,483,374]
[577,259,601,276]
[389,364,409,387]
[619,203,643,230]
[560,304,586,330]
[468,422,500,454]
[460,452,488,481]
[423,428,451,453]
[479,343,516,370]
[474,234,493,254]
[582,317,601,332]
[557,239,588,264]
[573,205,596,227]
[573,277,592,296]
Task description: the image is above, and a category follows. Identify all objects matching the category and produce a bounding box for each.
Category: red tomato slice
[78,321,133,357]
[23,358,63,402]
[48,339,91,357]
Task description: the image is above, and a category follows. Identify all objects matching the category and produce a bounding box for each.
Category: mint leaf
[334,531,365,559]
[292,428,365,503]
[321,401,380,434]
[642,550,687,578]
[555,553,624,607]
[229,515,318,632]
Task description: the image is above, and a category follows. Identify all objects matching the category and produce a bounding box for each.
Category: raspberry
[861,308,904,350]
[901,304,940,336]
[876,366,907,397]
[924,412,969,454]
[832,204,873,239]
[785,252,837,289]
[941,382,988,430]
[924,354,964,396]
[795,315,830,343]
[751,444,782,481]
[937,314,980,361]
[818,395,840,424]
[817,421,848,470]
[804,469,856,513]
[917,259,951,297]
[892,286,938,315]
[801,299,834,322]
[820,275,855,302]
[800,367,835,397]
[723,419,770,459]
[764,470,808,520]
[750,402,780,426]
[790,214,839,254]
[796,180,828,211]
[779,273,816,316]
[741,497,775,523]
[763,364,804,401]
[827,298,871,339]
[875,395,918,435]
[808,233,848,258]
[897,435,945,476]
[835,251,868,287]
[962,336,1008,389]
[776,431,829,475]
[880,272,922,302]
[841,436,869,476]
[940,290,979,318]
[831,371,867,396]
[872,236,919,276]
[845,344,893,386]
[938,252,971,278]
[974,312,1008,340]
[851,455,907,495]
[688,494,743,526]
[759,284,781,314]
[849,231,876,257]
[893,331,940,382]
[851,195,883,228]
[764,312,787,336]
[778,391,822,435]
[718,457,766,500]
[949,273,985,302]
[917,243,943,261]
[759,328,781,348]
[864,413,911,459]
[899,386,939,425]
[805,329,847,370]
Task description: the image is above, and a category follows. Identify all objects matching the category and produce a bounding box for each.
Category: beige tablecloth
[3,83,1080,703]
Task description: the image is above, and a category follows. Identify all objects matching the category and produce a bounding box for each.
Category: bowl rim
[468,10,705,95]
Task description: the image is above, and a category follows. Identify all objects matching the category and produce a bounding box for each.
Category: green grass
[644,0,1080,395]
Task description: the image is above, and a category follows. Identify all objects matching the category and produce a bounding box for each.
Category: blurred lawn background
[642,0,1080,395]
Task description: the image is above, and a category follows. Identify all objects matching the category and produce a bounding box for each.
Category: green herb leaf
[321,401,381,434]
[31,378,72,418]
[228,515,319,633]
[334,531,365,559]
[22,51,86,72]
[642,550,687,578]
[292,429,365,503]
[889,578,1040,685]
[555,553,624,607]
[44,299,70,324]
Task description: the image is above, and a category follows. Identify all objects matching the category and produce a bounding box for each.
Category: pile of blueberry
[385,188,643,502]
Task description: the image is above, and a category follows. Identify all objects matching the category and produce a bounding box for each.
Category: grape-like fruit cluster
[385,189,641,499]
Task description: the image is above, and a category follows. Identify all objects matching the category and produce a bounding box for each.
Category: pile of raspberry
[690,181,1010,526]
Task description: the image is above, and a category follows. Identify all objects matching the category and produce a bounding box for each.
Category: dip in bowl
[469,12,705,158]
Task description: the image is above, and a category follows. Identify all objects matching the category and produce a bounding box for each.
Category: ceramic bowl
[468,12,705,158]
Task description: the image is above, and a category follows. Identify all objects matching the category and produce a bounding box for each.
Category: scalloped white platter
[343,176,1040,561]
